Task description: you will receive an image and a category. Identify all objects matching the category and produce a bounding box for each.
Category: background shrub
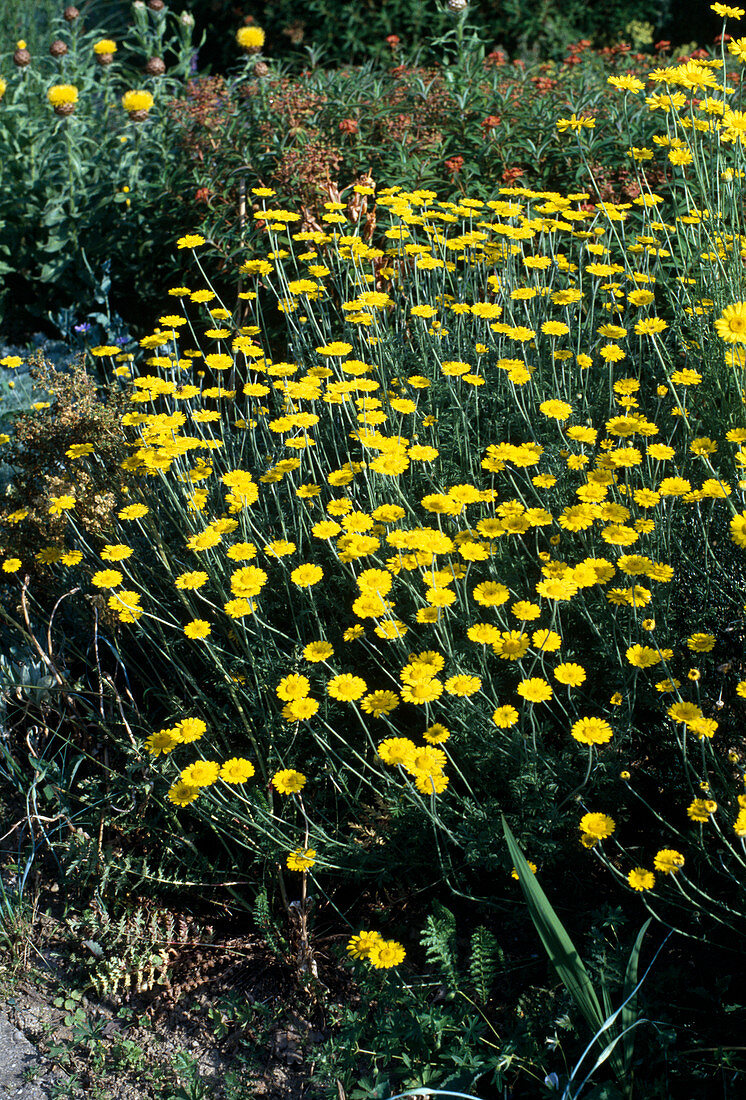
[174,0,674,71]
[0,1,198,341]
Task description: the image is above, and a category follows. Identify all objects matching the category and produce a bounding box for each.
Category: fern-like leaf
[420,901,458,989]
[253,888,284,956]
[468,926,503,1003]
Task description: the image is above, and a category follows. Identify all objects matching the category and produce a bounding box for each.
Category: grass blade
[621,919,650,1071]
[502,817,605,1037]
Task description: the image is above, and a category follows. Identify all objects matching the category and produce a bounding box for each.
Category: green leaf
[468,925,502,1003]
[38,259,71,282]
[420,902,458,990]
[41,207,67,228]
[621,919,650,1072]
[502,817,604,1036]
[42,237,70,255]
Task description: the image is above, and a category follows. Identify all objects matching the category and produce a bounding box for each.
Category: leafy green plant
[0,852,36,958]
[314,967,503,1096]
[467,925,503,1005]
[0,2,199,340]
[420,902,458,991]
[0,1,133,49]
[171,1051,209,1100]
[504,817,663,1098]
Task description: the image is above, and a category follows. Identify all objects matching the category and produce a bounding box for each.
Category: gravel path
[0,1012,58,1100]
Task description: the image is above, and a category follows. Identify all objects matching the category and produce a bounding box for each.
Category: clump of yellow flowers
[6,7,746,950]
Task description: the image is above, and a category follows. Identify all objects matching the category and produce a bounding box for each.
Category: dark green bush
[175,0,672,71]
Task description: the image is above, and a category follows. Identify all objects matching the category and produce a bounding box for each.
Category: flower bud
[63,5,80,20]
[13,47,31,67]
[147,0,165,9]
[144,56,166,75]
[447,0,468,11]
[50,39,68,58]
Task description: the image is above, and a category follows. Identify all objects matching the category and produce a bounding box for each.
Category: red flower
[481,115,501,131]
[339,118,359,134]
[502,166,524,184]
[484,48,507,67]
[195,187,211,203]
[444,155,464,175]
[385,34,400,48]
